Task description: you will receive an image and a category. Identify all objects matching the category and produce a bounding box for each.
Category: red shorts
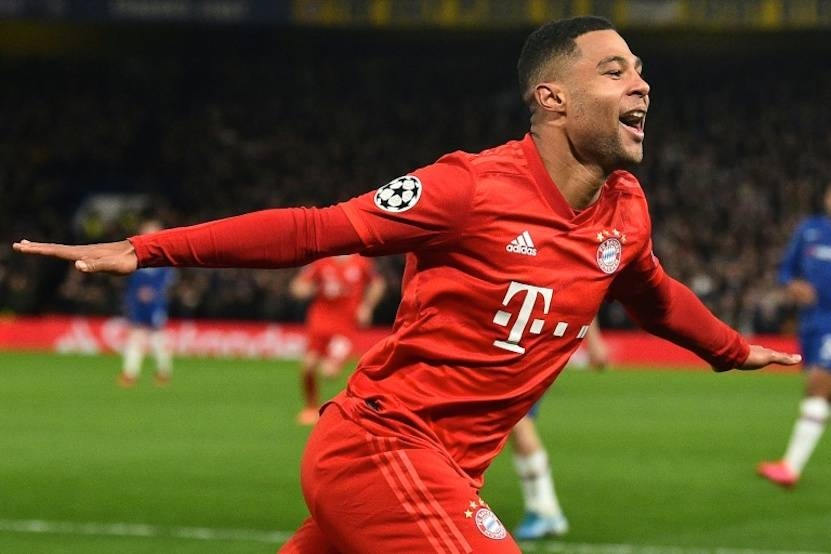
[305,329,354,363]
[279,396,521,554]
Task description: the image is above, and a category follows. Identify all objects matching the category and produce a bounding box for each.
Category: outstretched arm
[14,205,363,274]
[614,271,800,371]
[15,155,477,277]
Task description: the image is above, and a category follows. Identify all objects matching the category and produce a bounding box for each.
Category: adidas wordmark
[506,231,537,256]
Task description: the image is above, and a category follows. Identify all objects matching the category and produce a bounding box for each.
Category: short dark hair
[517,16,615,107]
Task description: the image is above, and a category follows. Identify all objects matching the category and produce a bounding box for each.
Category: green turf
[0,352,828,553]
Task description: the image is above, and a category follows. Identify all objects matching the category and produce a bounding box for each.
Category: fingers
[741,345,803,370]
[14,239,137,275]
[767,351,802,366]
[13,240,84,261]
[755,346,802,366]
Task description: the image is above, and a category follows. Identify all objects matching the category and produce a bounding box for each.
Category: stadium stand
[2,26,830,332]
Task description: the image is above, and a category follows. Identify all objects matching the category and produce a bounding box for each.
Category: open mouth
[619,109,646,138]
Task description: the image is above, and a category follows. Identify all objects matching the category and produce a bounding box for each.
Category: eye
[605,69,622,78]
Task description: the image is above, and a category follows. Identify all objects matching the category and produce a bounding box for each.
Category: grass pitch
[0,352,828,553]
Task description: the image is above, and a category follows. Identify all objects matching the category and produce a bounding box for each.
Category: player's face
[564,30,650,170]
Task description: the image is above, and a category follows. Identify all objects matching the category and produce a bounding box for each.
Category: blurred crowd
[2,27,829,332]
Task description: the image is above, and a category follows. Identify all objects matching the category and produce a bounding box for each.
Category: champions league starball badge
[374,175,422,213]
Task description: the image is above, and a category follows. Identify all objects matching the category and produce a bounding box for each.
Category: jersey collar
[520,133,607,223]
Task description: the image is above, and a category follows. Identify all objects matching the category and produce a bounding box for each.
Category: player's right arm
[13,154,475,274]
[14,206,362,274]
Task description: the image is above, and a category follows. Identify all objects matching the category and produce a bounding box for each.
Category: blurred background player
[511,319,607,539]
[289,254,385,425]
[758,183,831,487]
[119,220,176,388]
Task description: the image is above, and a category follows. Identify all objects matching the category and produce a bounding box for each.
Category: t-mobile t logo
[492,281,553,354]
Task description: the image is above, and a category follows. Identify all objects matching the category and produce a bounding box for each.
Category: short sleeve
[339,152,476,256]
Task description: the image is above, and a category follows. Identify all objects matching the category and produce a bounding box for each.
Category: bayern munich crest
[474,508,507,540]
[374,175,422,213]
[597,237,623,274]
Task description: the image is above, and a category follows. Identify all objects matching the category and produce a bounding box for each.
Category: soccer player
[14,17,801,553]
[511,319,606,540]
[289,255,385,425]
[510,410,570,539]
[118,219,176,388]
[758,182,831,488]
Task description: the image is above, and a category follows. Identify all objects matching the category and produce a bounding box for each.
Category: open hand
[12,239,138,275]
[738,344,802,370]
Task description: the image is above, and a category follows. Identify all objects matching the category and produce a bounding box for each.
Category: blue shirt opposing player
[125,266,175,330]
[510,318,607,539]
[759,183,831,488]
[119,221,176,388]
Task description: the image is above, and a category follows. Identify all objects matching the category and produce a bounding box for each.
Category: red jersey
[296,255,378,332]
[131,133,747,489]
[337,134,728,484]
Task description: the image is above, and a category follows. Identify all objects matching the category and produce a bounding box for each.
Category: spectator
[2,29,829,334]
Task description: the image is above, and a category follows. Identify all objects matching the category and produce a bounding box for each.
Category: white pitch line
[517,542,831,554]
[0,519,828,554]
[0,519,291,544]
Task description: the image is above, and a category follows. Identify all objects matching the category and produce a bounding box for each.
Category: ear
[533,83,566,115]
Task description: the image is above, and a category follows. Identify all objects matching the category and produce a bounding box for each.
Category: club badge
[596,229,625,274]
[463,499,507,540]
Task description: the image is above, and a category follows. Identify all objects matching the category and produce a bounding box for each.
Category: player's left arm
[613,268,800,371]
[609,194,799,372]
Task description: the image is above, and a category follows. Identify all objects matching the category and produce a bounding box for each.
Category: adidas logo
[506,231,537,256]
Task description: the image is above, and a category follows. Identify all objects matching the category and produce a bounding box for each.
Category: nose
[632,72,650,99]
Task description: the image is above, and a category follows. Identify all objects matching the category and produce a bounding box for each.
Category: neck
[530,127,607,211]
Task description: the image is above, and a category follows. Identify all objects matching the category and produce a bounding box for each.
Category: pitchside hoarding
[0,315,799,369]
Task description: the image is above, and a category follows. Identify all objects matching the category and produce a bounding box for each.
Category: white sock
[123,329,147,378]
[150,330,173,376]
[513,449,564,517]
[783,396,828,475]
